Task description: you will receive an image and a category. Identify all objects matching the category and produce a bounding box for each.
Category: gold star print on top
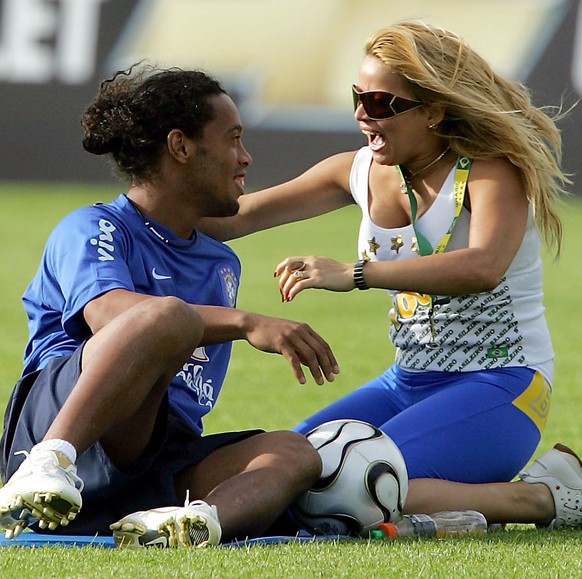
[391,235,404,254]
[411,236,419,254]
[368,237,380,254]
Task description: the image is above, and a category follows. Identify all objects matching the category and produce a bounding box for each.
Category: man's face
[188,94,253,218]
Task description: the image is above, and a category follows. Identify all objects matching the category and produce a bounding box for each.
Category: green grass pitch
[0,183,581,576]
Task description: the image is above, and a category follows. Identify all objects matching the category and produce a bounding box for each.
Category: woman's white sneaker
[519,443,582,529]
[110,499,222,548]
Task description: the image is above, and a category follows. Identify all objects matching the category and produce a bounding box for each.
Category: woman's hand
[274,256,354,302]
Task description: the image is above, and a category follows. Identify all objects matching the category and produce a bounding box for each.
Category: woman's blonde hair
[366,20,570,256]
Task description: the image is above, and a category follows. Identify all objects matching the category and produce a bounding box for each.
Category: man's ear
[166,129,191,164]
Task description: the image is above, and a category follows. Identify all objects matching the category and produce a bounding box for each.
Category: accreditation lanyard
[396,155,472,347]
[397,155,472,256]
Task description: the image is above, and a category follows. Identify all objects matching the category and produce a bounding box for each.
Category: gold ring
[293,270,305,279]
[286,260,306,272]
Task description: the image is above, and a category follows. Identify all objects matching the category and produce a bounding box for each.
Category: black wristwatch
[353,259,369,290]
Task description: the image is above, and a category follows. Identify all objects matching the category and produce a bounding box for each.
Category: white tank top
[349,146,553,383]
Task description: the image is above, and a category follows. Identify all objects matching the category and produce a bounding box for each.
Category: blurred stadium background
[1,0,580,193]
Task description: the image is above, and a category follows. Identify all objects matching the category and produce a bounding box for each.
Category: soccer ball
[291,419,408,537]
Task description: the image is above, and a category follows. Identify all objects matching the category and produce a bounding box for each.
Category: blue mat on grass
[0,531,352,548]
[0,533,115,548]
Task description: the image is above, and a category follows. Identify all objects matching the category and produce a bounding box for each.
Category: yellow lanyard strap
[397,155,472,256]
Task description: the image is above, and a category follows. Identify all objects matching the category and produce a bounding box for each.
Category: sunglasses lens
[352,87,394,119]
[361,92,393,119]
[352,86,421,120]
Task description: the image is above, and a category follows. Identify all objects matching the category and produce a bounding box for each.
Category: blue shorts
[0,346,262,535]
[293,364,551,483]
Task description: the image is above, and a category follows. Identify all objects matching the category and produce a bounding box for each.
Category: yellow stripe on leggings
[512,372,551,434]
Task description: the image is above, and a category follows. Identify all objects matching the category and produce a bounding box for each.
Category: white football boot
[519,443,582,528]
[0,449,83,539]
[110,499,222,548]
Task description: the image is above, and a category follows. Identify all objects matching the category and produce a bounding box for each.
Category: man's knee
[140,296,202,331]
[83,296,203,378]
[125,296,203,352]
[267,430,322,486]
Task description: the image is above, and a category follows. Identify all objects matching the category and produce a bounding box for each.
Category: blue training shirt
[22,194,241,435]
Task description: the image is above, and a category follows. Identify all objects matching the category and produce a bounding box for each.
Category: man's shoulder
[65,194,126,218]
[196,231,240,260]
[51,195,130,233]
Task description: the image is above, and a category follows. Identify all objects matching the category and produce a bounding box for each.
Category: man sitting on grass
[0,64,339,548]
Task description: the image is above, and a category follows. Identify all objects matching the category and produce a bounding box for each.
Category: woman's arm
[275,158,529,300]
[199,151,357,240]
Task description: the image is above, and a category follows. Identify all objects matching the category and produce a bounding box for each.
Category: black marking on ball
[310,422,384,491]
[366,462,403,521]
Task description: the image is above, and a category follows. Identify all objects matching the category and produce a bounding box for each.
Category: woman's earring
[428,123,439,130]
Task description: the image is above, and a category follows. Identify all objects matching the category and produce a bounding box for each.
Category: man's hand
[243,313,340,385]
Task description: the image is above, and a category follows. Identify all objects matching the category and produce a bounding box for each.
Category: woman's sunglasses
[352,85,423,120]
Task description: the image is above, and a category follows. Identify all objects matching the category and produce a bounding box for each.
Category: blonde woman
[202,21,581,529]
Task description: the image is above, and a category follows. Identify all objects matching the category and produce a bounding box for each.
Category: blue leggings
[293,365,550,483]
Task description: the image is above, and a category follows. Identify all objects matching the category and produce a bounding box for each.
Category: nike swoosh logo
[152,268,171,280]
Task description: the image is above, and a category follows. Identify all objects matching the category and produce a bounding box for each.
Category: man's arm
[84,288,339,385]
